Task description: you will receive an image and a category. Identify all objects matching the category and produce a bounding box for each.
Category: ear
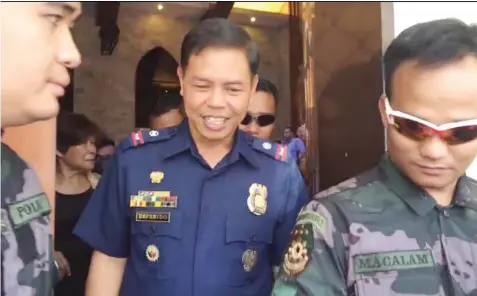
[177,66,184,96]
[56,150,64,158]
[378,94,389,130]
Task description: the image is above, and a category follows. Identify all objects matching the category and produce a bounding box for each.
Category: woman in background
[54,112,101,296]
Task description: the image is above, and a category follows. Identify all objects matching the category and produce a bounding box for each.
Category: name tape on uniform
[135,212,170,223]
[7,193,51,228]
[354,249,435,274]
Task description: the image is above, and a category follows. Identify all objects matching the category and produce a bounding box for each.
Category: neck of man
[425,181,458,207]
[188,121,235,169]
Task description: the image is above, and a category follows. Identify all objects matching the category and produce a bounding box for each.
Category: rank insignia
[247,183,267,216]
[275,144,288,161]
[145,244,159,262]
[150,171,164,184]
[242,249,258,272]
[130,191,178,208]
[283,223,314,276]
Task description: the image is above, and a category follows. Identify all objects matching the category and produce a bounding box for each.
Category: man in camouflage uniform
[272,19,477,295]
[1,2,82,295]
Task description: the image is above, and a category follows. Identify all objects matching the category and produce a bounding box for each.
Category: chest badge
[145,244,160,262]
[150,171,164,184]
[247,183,267,216]
[242,249,258,272]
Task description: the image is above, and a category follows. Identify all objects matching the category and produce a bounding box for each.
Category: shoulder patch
[251,139,292,164]
[119,128,176,151]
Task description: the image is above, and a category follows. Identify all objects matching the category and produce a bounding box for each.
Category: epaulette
[118,127,177,151]
[251,138,292,164]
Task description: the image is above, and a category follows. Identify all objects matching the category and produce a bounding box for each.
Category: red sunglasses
[384,97,477,145]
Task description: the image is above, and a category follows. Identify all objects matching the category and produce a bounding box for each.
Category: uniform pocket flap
[132,211,182,239]
[226,213,274,244]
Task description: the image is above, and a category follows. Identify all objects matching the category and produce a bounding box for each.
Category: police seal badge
[247,183,267,216]
[242,249,258,272]
[283,223,314,276]
[145,244,160,262]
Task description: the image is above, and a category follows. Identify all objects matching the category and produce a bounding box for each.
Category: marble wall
[72,3,290,142]
[312,2,385,189]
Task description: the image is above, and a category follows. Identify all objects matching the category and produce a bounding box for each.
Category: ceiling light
[250,16,256,23]
[157,4,164,11]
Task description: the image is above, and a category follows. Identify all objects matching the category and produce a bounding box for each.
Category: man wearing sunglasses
[272,18,477,295]
[240,77,278,140]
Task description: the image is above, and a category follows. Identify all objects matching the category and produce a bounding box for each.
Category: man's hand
[54,251,71,279]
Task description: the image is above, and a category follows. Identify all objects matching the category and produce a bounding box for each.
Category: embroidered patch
[8,193,51,228]
[354,250,435,274]
[296,211,327,234]
[282,223,314,276]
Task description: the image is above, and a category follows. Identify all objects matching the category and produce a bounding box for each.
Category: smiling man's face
[178,47,257,144]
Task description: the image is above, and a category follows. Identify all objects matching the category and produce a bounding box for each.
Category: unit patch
[282,223,314,277]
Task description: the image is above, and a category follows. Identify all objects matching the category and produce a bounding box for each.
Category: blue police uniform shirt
[74,120,308,296]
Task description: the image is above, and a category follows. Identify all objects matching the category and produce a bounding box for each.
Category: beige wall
[73,3,290,142]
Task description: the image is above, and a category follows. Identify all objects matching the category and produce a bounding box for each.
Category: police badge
[247,183,267,216]
[242,249,258,272]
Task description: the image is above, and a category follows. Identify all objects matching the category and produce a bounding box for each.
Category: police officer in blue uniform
[74,18,308,296]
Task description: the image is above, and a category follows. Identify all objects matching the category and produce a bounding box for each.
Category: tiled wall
[312,2,385,189]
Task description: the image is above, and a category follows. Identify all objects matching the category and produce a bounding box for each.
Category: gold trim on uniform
[242,249,258,272]
[150,171,164,184]
[145,244,160,262]
[247,183,267,216]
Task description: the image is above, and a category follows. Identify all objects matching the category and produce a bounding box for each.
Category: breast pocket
[130,211,183,279]
[225,213,275,287]
[354,273,442,296]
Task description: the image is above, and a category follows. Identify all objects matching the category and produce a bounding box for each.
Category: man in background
[240,77,278,140]
[149,91,184,130]
[282,126,306,162]
[1,2,82,295]
[94,136,115,175]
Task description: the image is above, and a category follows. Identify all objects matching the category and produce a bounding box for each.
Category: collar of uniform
[159,120,260,168]
[233,130,260,169]
[379,154,436,217]
[453,176,477,212]
[158,121,193,160]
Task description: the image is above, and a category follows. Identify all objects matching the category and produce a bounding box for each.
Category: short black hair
[384,18,477,99]
[256,77,278,105]
[57,112,100,154]
[150,91,183,118]
[180,18,260,75]
[96,135,115,149]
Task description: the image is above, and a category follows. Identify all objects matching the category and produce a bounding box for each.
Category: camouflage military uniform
[272,154,477,296]
[1,143,56,296]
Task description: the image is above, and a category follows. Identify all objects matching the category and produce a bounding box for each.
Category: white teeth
[204,116,226,124]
